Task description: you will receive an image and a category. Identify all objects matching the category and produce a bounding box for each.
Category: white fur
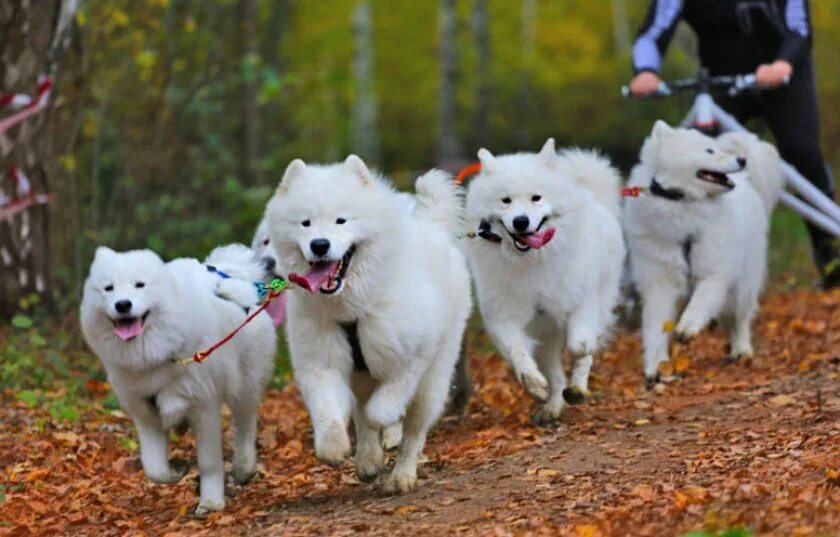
[80,247,276,515]
[264,155,471,492]
[465,138,626,423]
[623,121,784,381]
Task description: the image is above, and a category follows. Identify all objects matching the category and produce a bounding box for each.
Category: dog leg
[351,373,386,482]
[136,420,185,485]
[675,278,727,341]
[230,395,260,485]
[298,368,353,466]
[486,319,548,401]
[728,304,756,361]
[365,364,424,430]
[640,284,680,385]
[445,338,471,416]
[532,331,567,425]
[191,410,226,517]
[565,353,593,405]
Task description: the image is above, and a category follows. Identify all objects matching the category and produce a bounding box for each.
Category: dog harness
[340,321,369,372]
[649,177,685,201]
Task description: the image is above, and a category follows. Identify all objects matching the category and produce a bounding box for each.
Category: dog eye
[302,220,311,227]
[104,285,114,292]
[531,195,542,202]
[501,197,511,204]
[706,148,714,154]
[336,218,346,225]
[262,238,270,246]
[135,282,145,289]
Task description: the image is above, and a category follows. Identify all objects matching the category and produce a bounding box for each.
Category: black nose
[737,157,747,168]
[512,215,530,232]
[115,300,132,314]
[310,238,330,257]
[262,256,276,274]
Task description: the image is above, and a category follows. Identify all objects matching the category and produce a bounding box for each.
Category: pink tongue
[265,294,286,327]
[289,261,340,293]
[113,318,143,341]
[521,228,556,249]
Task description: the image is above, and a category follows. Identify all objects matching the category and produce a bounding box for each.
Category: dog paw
[147,461,188,484]
[315,422,351,466]
[355,451,386,483]
[644,373,661,391]
[193,500,225,518]
[233,466,257,486]
[518,370,549,402]
[562,386,588,405]
[531,403,564,426]
[382,471,417,494]
[381,423,403,451]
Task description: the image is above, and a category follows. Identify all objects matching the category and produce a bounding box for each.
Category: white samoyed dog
[465,138,625,424]
[80,247,276,516]
[265,155,471,492]
[623,121,784,385]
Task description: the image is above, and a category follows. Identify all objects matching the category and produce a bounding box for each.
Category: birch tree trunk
[350,1,381,165]
[470,0,491,149]
[437,0,462,162]
[0,0,77,319]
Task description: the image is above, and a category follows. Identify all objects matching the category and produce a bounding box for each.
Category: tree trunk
[239,0,259,183]
[437,0,462,162]
[515,0,536,148]
[470,0,491,150]
[611,0,631,53]
[350,1,381,165]
[0,0,76,319]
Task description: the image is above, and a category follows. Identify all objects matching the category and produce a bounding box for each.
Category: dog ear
[93,246,116,262]
[477,148,496,172]
[651,120,673,142]
[276,159,307,194]
[345,154,372,185]
[538,138,557,169]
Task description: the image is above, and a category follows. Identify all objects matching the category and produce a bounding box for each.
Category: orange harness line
[455,162,481,184]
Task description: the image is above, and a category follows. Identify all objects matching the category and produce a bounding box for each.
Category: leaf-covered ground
[2,288,839,536]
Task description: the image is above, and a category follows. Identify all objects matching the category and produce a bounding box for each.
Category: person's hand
[629,71,662,96]
[755,60,793,88]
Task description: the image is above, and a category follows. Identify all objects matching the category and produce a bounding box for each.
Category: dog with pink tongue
[464,138,626,424]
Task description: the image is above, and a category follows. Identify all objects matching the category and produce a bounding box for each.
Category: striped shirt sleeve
[632,0,685,74]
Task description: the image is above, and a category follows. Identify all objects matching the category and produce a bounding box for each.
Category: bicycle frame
[679,93,840,237]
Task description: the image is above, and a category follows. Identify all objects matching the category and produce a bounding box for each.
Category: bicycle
[622,69,840,238]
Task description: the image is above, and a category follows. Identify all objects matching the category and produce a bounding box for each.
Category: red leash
[175,280,287,365]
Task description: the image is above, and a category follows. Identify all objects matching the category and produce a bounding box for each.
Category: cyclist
[628,0,839,289]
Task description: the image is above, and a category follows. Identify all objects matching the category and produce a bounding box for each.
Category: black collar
[477,219,503,243]
[649,177,685,201]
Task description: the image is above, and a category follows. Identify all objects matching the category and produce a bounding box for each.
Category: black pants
[715,60,835,250]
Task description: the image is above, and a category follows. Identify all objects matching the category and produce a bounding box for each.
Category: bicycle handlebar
[621,72,789,99]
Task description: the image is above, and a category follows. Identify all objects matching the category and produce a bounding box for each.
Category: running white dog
[623,121,784,385]
[465,139,625,424]
[80,247,276,515]
[265,155,471,492]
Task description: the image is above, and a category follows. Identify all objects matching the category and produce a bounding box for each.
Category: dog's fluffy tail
[414,169,463,235]
[556,148,622,219]
[717,132,785,215]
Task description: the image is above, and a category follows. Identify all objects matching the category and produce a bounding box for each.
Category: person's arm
[777,0,811,68]
[756,0,810,87]
[631,0,685,75]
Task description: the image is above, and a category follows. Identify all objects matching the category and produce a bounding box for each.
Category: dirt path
[1,288,839,536]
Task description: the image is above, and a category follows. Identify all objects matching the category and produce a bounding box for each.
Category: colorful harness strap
[175,277,287,365]
[455,162,481,185]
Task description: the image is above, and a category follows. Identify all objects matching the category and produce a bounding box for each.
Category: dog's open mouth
[111,311,149,342]
[506,217,556,252]
[696,169,735,190]
[289,246,355,294]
